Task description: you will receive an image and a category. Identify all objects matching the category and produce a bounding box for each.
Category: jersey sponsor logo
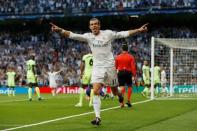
[93,43,109,47]
[92,40,109,48]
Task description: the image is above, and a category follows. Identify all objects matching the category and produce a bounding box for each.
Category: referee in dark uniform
[115,44,136,107]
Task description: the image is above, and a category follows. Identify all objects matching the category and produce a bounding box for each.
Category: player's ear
[97,21,101,28]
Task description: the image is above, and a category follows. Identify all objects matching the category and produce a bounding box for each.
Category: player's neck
[93,30,100,36]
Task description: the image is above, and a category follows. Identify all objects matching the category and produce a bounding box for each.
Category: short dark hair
[89,18,100,24]
[122,44,128,51]
[29,54,35,60]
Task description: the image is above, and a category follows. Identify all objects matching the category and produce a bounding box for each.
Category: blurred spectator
[0,0,196,15]
[0,27,196,86]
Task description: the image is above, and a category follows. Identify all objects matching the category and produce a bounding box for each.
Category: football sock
[79,87,84,104]
[143,87,147,93]
[155,86,159,95]
[165,87,169,93]
[8,88,11,96]
[51,89,55,96]
[93,95,101,118]
[28,88,32,99]
[143,87,149,96]
[35,87,41,98]
[12,88,15,96]
[127,87,132,102]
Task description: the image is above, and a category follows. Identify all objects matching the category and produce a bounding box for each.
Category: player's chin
[93,30,99,35]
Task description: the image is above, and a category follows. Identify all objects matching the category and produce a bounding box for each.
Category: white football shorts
[91,66,118,87]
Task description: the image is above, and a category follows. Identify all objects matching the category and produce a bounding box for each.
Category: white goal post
[151,37,197,99]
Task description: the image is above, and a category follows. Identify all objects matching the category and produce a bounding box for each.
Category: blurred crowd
[0,0,196,14]
[0,27,196,86]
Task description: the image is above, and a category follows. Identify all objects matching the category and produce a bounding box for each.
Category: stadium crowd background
[0,27,196,86]
[0,0,197,87]
[0,0,196,14]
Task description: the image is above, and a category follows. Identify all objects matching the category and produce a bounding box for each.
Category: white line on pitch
[0,125,23,127]
[0,95,71,103]
[156,97,197,100]
[0,99,28,103]
[2,99,152,131]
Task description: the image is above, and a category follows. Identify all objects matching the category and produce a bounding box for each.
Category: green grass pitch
[0,93,197,131]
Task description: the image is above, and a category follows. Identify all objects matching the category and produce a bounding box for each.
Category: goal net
[150,37,197,99]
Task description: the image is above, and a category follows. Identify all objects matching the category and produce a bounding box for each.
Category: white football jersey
[69,30,129,68]
[48,72,59,88]
[161,70,167,83]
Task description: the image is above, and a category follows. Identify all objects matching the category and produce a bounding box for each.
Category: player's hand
[138,23,148,33]
[50,22,62,32]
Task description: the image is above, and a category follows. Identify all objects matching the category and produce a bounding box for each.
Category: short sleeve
[82,55,86,61]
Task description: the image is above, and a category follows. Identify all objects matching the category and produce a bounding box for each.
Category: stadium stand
[0,0,196,14]
[0,27,197,86]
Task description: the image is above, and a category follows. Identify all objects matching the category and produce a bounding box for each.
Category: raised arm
[50,23,71,37]
[50,23,88,42]
[114,23,149,39]
[128,23,148,36]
